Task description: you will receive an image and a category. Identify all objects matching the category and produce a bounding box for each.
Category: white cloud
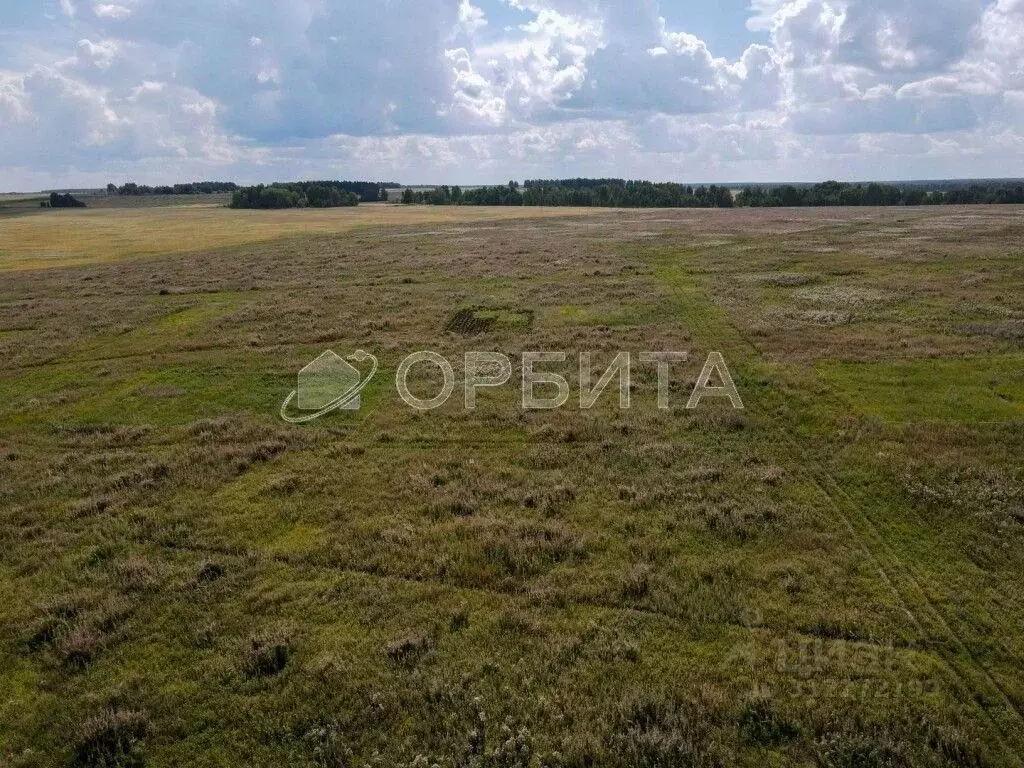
[0,64,240,173]
[0,0,1022,187]
[93,3,133,20]
[468,8,599,121]
[976,0,1024,90]
[0,67,124,164]
[76,39,119,70]
[458,0,487,33]
[0,75,31,124]
[256,67,280,85]
[129,80,164,98]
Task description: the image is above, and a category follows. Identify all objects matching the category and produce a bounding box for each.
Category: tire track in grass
[645,244,1024,764]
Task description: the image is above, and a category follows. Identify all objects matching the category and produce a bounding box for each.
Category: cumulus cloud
[0,68,124,167]
[758,0,1017,138]
[0,0,1021,187]
[976,0,1024,90]
[791,90,982,134]
[468,8,600,122]
[458,0,487,33]
[0,75,31,124]
[768,0,983,73]
[93,4,133,20]
[75,39,119,70]
[0,64,239,172]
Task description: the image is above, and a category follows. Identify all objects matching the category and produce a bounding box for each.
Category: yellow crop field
[0,204,597,271]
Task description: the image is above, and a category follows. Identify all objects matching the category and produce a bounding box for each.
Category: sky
[1,0,1022,190]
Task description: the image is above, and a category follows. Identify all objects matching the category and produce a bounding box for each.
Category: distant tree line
[108,180,401,202]
[523,178,735,207]
[230,182,364,209]
[42,192,86,208]
[399,178,1024,208]
[108,182,239,196]
[736,180,1024,207]
[401,180,736,207]
[332,181,402,202]
[231,180,402,208]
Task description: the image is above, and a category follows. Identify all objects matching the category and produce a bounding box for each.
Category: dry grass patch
[0,204,599,271]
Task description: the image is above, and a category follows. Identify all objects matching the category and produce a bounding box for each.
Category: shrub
[385,633,433,665]
[74,709,149,768]
[243,631,293,676]
[49,192,87,208]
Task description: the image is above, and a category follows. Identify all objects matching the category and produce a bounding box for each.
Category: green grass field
[0,202,1022,766]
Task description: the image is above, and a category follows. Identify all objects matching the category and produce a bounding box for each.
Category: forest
[109,178,1024,209]
[114,180,400,203]
[736,180,1024,206]
[402,180,735,207]
[230,182,359,209]
[230,180,404,208]
[400,179,1024,208]
[109,182,239,196]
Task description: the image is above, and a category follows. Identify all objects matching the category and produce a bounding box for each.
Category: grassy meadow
[0,200,1022,766]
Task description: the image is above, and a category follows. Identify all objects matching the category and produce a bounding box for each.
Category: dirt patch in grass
[444,306,535,335]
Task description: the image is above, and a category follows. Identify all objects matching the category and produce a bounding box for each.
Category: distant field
[0,194,47,217]
[0,192,233,220]
[0,204,597,271]
[80,192,236,209]
[0,202,1022,766]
